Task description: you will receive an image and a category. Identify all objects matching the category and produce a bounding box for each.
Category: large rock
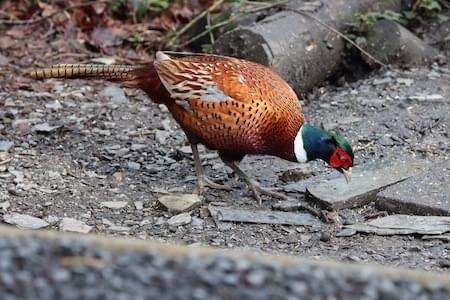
[306,160,430,210]
[377,161,450,216]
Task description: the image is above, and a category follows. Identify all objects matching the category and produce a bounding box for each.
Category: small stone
[167,213,191,227]
[112,172,123,182]
[378,136,394,146]
[127,161,141,171]
[33,122,61,133]
[134,201,144,210]
[155,130,170,145]
[130,143,146,151]
[45,101,62,111]
[319,232,331,242]
[108,225,130,232]
[44,215,60,225]
[396,78,414,86]
[438,259,450,268]
[59,218,92,233]
[336,228,357,237]
[100,201,128,209]
[158,194,202,213]
[408,246,421,252]
[3,213,49,229]
[0,201,10,211]
[372,77,392,85]
[0,141,13,152]
[0,152,9,161]
[99,85,128,104]
[191,216,204,228]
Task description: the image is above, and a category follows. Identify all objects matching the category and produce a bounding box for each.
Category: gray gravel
[0,236,448,300]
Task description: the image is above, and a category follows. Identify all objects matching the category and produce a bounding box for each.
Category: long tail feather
[29,63,170,104]
[30,64,139,81]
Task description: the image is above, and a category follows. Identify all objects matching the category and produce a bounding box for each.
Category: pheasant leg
[223,160,287,205]
[191,144,231,194]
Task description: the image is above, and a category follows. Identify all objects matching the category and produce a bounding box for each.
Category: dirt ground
[1,20,449,272]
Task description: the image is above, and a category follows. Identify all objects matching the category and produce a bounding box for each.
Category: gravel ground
[0,65,449,271]
[0,235,448,300]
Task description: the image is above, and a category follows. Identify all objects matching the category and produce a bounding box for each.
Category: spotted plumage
[30,51,354,203]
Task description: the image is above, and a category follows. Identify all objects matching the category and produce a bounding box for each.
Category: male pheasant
[30,51,354,204]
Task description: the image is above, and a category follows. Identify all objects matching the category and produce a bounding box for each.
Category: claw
[196,175,231,195]
[248,180,288,205]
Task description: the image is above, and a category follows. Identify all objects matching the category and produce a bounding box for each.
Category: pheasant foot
[223,159,287,205]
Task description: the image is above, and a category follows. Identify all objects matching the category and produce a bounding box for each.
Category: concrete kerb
[0,224,449,290]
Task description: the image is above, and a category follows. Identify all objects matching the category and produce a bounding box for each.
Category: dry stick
[285,8,389,69]
[164,0,225,48]
[0,0,109,25]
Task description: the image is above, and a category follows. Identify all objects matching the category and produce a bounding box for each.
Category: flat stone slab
[377,161,450,216]
[341,215,450,236]
[208,205,321,227]
[305,160,430,210]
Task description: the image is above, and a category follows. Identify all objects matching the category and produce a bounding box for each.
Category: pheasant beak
[342,167,352,184]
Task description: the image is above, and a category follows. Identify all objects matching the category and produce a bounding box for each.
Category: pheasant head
[294,123,354,183]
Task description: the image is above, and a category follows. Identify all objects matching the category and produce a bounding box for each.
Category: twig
[243,0,290,14]
[285,7,388,68]
[164,0,225,48]
[179,16,238,48]
[179,0,289,48]
[206,12,215,44]
[0,0,108,25]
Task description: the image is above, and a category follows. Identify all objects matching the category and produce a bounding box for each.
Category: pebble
[0,141,13,152]
[319,232,331,242]
[3,213,49,230]
[99,86,128,104]
[44,215,60,225]
[100,201,128,209]
[155,130,170,145]
[130,143,146,151]
[191,217,204,228]
[33,123,61,133]
[0,201,10,211]
[59,218,92,233]
[167,213,191,227]
[134,201,144,210]
[158,194,202,213]
[378,136,394,146]
[45,101,62,111]
[127,161,141,171]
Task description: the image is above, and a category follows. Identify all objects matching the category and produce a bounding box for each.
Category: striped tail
[30,64,140,81]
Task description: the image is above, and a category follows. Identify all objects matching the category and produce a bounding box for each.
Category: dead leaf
[91,26,129,48]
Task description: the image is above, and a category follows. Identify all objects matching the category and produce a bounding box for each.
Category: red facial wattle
[329,147,352,169]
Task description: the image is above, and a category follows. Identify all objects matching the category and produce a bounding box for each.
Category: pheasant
[30,51,354,204]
